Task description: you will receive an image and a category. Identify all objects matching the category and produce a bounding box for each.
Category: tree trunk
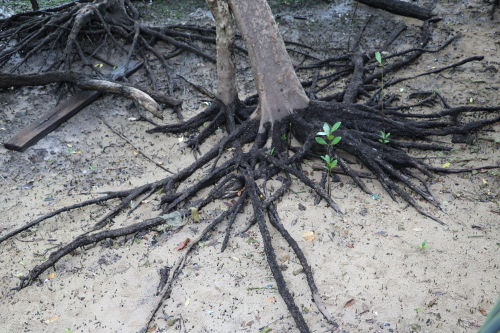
[228,0,309,137]
[206,0,238,106]
[29,0,39,11]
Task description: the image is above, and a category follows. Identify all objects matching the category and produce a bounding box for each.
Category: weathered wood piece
[357,0,433,20]
[4,61,142,151]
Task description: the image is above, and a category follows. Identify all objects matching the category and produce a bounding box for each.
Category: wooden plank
[4,61,142,151]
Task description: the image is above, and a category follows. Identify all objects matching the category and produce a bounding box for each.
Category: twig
[346,1,359,53]
[385,56,484,88]
[139,207,236,333]
[177,74,216,99]
[97,115,175,174]
[380,24,406,52]
[0,192,130,245]
[286,48,321,60]
[350,14,372,53]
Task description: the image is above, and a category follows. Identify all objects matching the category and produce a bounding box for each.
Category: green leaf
[385,132,391,138]
[331,121,341,132]
[189,207,201,223]
[321,155,331,163]
[323,123,330,134]
[315,137,327,145]
[327,135,334,141]
[375,52,382,64]
[331,136,341,145]
[316,131,327,136]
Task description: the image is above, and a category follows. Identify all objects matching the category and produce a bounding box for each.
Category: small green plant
[321,154,337,172]
[379,131,391,144]
[316,122,342,195]
[281,134,287,140]
[375,52,386,91]
[65,329,72,333]
[268,147,275,156]
[375,52,388,134]
[414,240,430,250]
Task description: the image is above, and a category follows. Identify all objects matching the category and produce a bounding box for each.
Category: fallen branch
[357,0,433,20]
[0,71,183,115]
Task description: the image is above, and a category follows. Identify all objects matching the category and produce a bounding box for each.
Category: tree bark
[206,0,238,106]
[228,0,309,134]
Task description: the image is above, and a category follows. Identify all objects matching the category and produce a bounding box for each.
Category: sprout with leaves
[375,51,388,134]
[316,122,342,195]
[379,131,391,144]
[414,240,430,250]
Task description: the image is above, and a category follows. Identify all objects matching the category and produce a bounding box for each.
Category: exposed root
[2,3,500,333]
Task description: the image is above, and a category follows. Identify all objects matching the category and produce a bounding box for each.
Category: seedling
[414,240,430,250]
[268,147,275,156]
[375,52,388,133]
[375,52,387,93]
[321,154,337,171]
[316,122,342,195]
[379,131,390,144]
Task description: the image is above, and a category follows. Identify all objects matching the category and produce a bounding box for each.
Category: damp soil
[1,0,500,332]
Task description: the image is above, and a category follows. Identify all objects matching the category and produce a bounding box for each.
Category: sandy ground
[1,0,500,332]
